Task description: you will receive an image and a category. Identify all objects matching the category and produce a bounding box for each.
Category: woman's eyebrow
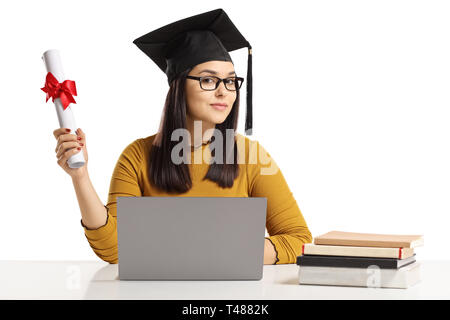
[199,69,236,75]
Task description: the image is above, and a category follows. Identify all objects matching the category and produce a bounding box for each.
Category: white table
[0,260,449,299]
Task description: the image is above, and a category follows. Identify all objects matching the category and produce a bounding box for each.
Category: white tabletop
[1,260,449,299]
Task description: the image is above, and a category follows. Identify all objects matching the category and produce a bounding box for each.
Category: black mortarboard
[132,8,253,135]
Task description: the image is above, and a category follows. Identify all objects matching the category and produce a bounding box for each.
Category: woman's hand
[53,127,89,180]
[263,239,277,264]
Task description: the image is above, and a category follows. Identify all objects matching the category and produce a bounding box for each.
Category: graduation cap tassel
[245,44,253,136]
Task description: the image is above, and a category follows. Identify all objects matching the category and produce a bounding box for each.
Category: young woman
[52,9,312,265]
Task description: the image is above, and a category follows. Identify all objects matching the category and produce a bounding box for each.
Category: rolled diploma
[41,49,85,168]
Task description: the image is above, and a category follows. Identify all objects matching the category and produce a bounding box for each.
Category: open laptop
[117,196,267,280]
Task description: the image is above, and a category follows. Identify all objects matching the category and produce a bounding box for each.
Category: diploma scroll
[41,49,85,168]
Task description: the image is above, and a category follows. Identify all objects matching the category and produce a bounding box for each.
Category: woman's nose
[216,80,227,94]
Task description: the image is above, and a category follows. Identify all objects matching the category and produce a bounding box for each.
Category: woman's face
[185,60,237,125]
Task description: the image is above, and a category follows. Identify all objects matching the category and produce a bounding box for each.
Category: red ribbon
[41,72,77,110]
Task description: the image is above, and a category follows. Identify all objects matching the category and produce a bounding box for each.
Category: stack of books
[296,231,424,289]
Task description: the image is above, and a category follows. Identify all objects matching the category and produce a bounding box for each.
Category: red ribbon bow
[41,72,77,110]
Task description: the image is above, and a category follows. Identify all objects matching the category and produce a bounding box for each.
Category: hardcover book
[314,231,424,248]
[298,261,421,289]
[297,254,416,269]
[302,243,415,259]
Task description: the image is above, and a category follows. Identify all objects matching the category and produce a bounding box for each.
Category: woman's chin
[212,116,228,125]
[201,114,227,125]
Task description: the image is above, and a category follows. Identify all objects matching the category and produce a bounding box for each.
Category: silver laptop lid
[117,196,267,280]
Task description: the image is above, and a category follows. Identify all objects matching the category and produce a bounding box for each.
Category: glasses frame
[186,75,244,91]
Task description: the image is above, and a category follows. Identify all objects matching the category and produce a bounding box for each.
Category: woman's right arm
[54,127,117,263]
[53,127,107,229]
[72,173,108,230]
[54,127,144,264]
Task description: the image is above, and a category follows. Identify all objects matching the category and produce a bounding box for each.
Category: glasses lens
[200,77,218,90]
[225,77,243,91]
[224,78,236,91]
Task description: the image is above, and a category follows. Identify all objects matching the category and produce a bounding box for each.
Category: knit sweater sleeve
[80,138,144,264]
[246,140,313,264]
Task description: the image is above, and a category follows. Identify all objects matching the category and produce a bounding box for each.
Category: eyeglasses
[186,75,244,91]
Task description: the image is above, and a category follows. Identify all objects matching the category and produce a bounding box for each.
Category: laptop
[117,196,267,280]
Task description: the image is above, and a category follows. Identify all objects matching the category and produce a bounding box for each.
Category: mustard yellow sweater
[81,133,312,264]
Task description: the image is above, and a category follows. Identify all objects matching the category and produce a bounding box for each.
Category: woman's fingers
[53,127,88,177]
[57,144,82,166]
[54,128,82,150]
[53,127,73,139]
[56,140,81,159]
[55,134,77,152]
[54,127,84,164]
[76,128,85,145]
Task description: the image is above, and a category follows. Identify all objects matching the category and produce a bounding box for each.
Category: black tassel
[245,44,253,135]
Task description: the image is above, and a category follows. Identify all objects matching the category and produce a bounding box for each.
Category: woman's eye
[202,78,214,83]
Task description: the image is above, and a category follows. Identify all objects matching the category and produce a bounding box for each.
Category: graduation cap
[132,8,253,135]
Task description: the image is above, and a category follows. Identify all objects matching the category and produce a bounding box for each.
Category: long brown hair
[148,67,241,194]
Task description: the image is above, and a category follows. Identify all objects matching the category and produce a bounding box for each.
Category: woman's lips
[210,103,227,111]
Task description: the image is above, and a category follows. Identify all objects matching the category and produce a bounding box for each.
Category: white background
[0,0,448,261]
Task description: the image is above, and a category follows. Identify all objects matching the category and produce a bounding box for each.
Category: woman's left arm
[247,140,313,264]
